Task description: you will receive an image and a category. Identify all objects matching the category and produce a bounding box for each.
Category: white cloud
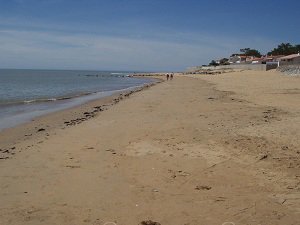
[0,29,277,71]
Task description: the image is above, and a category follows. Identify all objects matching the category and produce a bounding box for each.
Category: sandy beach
[0,70,300,225]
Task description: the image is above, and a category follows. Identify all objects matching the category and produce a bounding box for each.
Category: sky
[0,0,300,71]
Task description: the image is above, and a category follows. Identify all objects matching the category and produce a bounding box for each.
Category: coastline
[1,71,300,224]
[0,69,158,131]
[0,78,162,157]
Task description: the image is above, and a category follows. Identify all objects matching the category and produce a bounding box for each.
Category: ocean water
[0,69,154,130]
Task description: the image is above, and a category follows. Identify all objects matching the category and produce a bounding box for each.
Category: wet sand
[0,70,299,225]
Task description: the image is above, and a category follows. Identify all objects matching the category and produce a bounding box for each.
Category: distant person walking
[170,73,174,80]
[166,74,169,81]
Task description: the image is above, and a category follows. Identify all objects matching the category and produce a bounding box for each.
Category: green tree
[219,58,229,65]
[295,45,300,53]
[209,60,219,66]
[240,48,250,54]
[245,49,261,57]
[240,48,261,57]
[268,43,299,55]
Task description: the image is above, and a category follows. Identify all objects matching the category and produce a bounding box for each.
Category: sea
[0,69,155,131]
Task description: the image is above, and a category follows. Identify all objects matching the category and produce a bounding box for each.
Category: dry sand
[0,70,300,225]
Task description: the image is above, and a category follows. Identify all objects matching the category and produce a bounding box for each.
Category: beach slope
[0,70,300,225]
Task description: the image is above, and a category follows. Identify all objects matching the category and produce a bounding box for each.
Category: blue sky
[0,0,299,71]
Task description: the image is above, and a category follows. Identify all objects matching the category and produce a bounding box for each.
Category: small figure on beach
[166,74,169,80]
[170,73,174,80]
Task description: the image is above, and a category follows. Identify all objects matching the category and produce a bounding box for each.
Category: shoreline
[0,69,159,131]
[0,78,162,158]
[0,76,159,132]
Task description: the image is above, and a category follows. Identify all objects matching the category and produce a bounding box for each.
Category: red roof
[251,58,263,61]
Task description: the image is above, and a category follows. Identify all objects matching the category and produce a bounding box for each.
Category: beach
[0,69,156,131]
[0,70,300,224]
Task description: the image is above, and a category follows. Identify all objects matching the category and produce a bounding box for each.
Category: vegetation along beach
[1,1,300,225]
